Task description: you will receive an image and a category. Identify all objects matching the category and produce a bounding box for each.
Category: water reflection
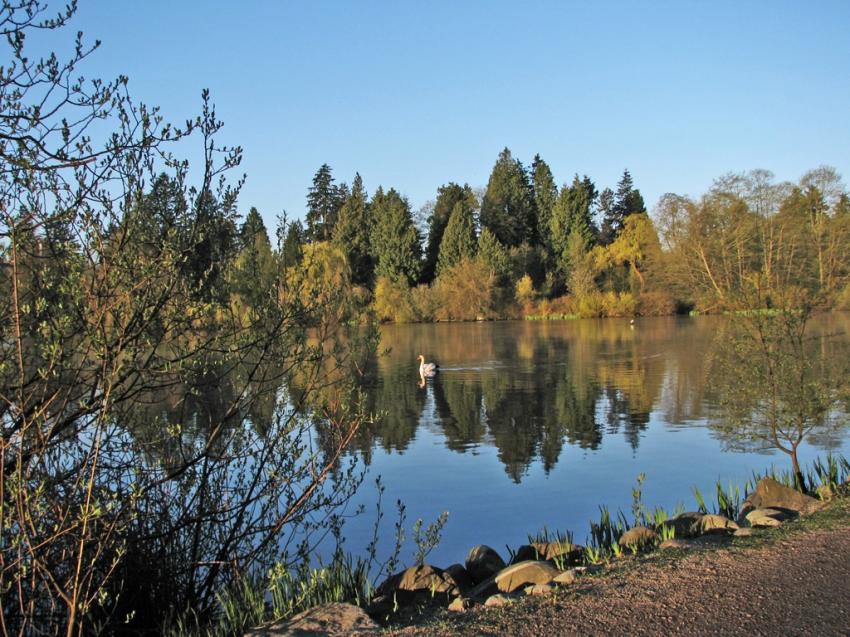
[350,315,850,482]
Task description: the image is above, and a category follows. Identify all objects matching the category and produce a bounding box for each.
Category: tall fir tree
[332,173,373,286]
[437,201,477,275]
[370,187,422,285]
[305,163,345,242]
[423,182,476,283]
[479,148,536,248]
[531,154,557,255]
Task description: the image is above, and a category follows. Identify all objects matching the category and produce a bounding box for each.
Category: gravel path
[387,515,850,636]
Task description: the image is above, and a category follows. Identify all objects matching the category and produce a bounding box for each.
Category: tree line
[276,153,850,322]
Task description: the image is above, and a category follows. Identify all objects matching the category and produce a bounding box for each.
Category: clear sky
[70,0,850,231]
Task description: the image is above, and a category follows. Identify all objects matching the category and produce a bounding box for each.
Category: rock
[465,545,506,584]
[658,512,704,539]
[374,564,459,609]
[575,564,604,575]
[740,478,824,518]
[495,560,561,593]
[444,563,473,593]
[468,560,561,600]
[619,526,658,550]
[512,542,585,566]
[745,507,797,528]
[734,528,754,537]
[552,569,577,585]
[484,593,514,607]
[659,539,694,551]
[525,583,555,596]
[447,597,471,612]
[691,514,739,536]
[246,602,378,636]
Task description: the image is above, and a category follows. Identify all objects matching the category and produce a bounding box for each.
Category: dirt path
[386,504,850,636]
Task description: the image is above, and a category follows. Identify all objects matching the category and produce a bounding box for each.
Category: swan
[417,354,438,376]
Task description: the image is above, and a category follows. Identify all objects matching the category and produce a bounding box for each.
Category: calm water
[339,314,850,567]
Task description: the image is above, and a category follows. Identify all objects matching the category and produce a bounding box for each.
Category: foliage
[434,258,500,321]
[436,201,477,276]
[422,183,477,283]
[305,164,345,242]
[373,276,417,323]
[708,287,849,490]
[479,147,536,247]
[0,4,374,633]
[531,154,558,257]
[332,173,373,286]
[370,187,422,285]
[515,274,537,307]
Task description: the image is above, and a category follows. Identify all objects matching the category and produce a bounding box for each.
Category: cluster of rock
[247,478,829,635]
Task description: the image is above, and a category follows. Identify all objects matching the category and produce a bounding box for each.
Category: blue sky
[71,1,850,232]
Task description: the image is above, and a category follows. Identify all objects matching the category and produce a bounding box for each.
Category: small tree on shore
[710,285,848,491]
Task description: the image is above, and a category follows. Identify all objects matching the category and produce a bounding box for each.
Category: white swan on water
[418,354,438,376]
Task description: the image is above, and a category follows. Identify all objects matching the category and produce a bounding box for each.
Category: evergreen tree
[423,182,476,283]
[232,207,275,307]
[239,207,267,248]
[550,175,597,272]
[600,170,646,245]
[598,187,616,245]
[305,163,344,242]
[183,189,238,302]
[332,173,373,286]
[531,154,557,254]
[479,148,536,248]
[281,219,304,267]
[476,227,510,281]
[370,187,422,285]
[437,201,477,275]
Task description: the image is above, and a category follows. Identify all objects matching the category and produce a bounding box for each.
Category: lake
[337,314,850,568]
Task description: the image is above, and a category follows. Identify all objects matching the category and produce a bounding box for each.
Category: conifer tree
[600,170,646,245]
[476,227,510,281]
[437,201,477,275]
[281,219,304,267]
[531,154,557,254]
[423,182,476,282]
[550,176,598,272]
[305,163,344,242]
[232,207,275,307]
[332,173,373,285]
[370,187,422,285]
[480,148,536,248]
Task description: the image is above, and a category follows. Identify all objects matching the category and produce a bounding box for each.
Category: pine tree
[370,187,422,285]
[437,201,477,275]
[332,173,373,286]
[423,182,476,283]
[305,163,344,242]
[479,148,536,248]
[531,154,557,255]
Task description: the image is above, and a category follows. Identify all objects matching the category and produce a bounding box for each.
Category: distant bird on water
[418,354,438,376]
